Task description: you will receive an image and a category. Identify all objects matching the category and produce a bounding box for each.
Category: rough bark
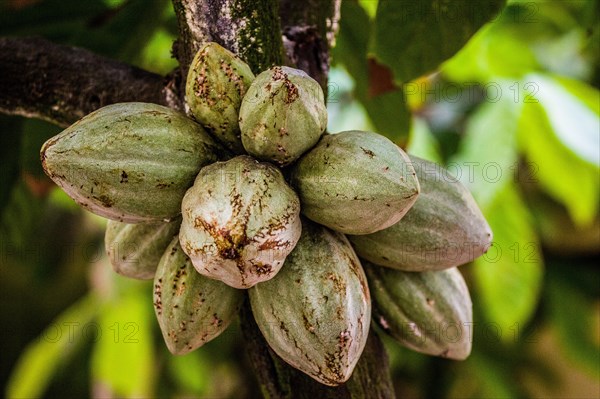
[279,0,341,91]
[172,0,284,75]
[0,37,170,127]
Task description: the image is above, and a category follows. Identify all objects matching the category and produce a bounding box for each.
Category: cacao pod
[349,155,492,271]
[153,237,243,355]
[41,102,228,223]
[186,42,255,153]
[239,66,327,166]
[290,131,420,235]
[105,219,180,280]
[365,261,472,360]
[249,219,371,386]
[179,156,301,289]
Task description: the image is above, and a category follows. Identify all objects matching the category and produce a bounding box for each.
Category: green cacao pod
[105,219,180,280]
[290,131,420,235]
[239,66,327,166]
[41,102,228,223]
[185,42,255,153]
[249,219,371,386]
[348,155,492,271]
[365,262,472,360]
[179,156,301,289]
[153,237,243,355]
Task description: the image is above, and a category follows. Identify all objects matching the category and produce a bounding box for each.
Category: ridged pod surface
[41,102,228,223]
[249,220,371,386]
[105,219,180,280]
[349,155,492,271]
[290,131,420,235]
[185,42,255,153]
[365,262,472,360]
[153,237,243,355]
[239,66,327,166]
[179,156,301,289]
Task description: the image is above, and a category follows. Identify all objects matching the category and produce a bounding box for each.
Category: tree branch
[279,0,341,90]
[0,37,171,127]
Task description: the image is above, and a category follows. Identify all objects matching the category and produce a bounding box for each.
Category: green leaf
[358,0,378,19]
[443,1,596,82]
[69,0,170,64]
[333,1,411,143]
[450,92,520,210]
[6,294,99,399]
[327,67,374,133]
[547,276,600,376]
[524,74,599,164]
[406,117,443,163]
[518,74,599,226]
[553,75,600,114]
[362,90,411,143]
[442,23,539,83]
[460,353,519,399]
[0,0,109,38]
[472,184,543,340]
[374,0,506,85]
[90,282,155,398]
[138,27,178,75]
[167,351,212,396]
[332,1,371,98]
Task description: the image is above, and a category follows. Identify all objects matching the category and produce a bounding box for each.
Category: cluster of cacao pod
[40,42,492,386]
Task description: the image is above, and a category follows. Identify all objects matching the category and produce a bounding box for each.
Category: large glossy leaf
[333,1,411,142]
[406,116,443,163]
[374,0,506,85]
[167,351,212,396]
[443,1,595,82]
[0,0,169,67]
[332,1,371,97]
[518,74,599,226]
[524,74,599,165]
[472,183,544,340]
[449,353,519,399]
[547,275,600,376]
[362,90,411,143]
[327,67,374,133]
[450,93,520,210]
[358,0,378,18]
[442,23,539,83]
[69,0,170,63]
[0,0,109,38]
[90,282,155,398]
[6,294,99,399]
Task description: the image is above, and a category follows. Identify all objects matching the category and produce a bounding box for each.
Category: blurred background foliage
[0,0,598,398]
